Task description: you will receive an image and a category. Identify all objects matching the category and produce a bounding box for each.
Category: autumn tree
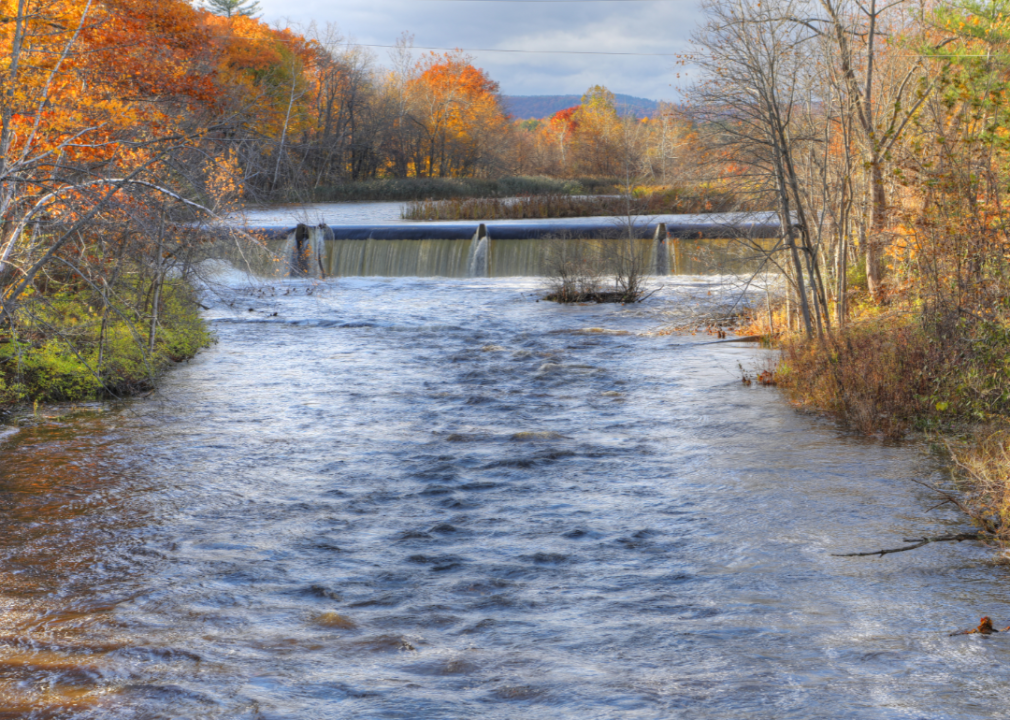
[569,86,625,176]
[796,0,929,299]
[691,0,831,336]
[548,106,579,174]
[300,27,375,184]
[1,0,217,309]
[886,0,1010,317]
[0,0,320,398]
[402,51,510,178]
[641,103,699,186]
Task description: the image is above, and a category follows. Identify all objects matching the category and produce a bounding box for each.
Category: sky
[255,0,700,101]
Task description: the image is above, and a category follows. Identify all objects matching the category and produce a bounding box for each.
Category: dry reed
[947,432,1010,545]
[401,187,745,221]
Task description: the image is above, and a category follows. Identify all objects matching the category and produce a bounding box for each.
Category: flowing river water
[3,233,1010,717]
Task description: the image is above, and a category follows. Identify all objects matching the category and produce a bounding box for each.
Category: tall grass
[402,186,746,221]
[946,432,1010,544]
[777,320,930,438]
[404,194,603,220]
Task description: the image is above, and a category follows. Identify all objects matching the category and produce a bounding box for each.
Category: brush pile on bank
[543,286,646,304]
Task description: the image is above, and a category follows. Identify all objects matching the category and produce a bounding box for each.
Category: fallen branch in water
[833,532,981,557]
[695,334,771,346]
[833,471,1007,557]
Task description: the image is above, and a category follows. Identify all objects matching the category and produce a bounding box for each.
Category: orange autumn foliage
[0,0,313,205]
[0,0,318,312]
[0,0,314,166]
[403,51,509,177]
[550,106,580,136]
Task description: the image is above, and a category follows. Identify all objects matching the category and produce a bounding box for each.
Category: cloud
[257,0,700,99]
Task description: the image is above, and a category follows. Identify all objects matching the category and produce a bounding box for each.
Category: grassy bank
[310,176,620,203]
[1,277,211,410]
[401,184,746,221]
[777,312,1010,437]
[773,312,1010,545]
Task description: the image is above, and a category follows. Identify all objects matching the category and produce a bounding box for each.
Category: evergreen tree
[204,0,261,18]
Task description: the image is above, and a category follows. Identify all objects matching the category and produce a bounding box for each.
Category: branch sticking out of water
[832,532,981,557]
[694,334,770,346]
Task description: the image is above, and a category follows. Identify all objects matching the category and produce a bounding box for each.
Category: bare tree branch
[833,532,981,557]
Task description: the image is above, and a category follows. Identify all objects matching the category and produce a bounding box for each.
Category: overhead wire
[404,0,662,2]
[346,44,685,56]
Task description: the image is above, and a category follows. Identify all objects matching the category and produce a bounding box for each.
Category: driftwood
[833,532,981,557]
[695,334,770,345]
[949,616,1007,636]
[835,475,1003,557]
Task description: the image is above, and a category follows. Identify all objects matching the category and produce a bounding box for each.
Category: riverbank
[306,177,754,216]
[773,315,1010,547]
[0,277,212,415]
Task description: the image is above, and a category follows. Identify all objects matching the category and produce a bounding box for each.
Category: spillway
[255,212,783,278]
[317,235,772,277]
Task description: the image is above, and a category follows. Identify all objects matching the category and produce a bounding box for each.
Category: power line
[348,43,685,56]
[408,0,660,2]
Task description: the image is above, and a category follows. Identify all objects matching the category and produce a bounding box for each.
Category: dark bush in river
[542,235,652,304]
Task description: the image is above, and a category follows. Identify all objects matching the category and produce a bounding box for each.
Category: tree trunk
[148,277,162,355]
[866,160,886,299]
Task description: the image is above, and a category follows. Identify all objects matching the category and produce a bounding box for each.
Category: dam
[245,211,783,278]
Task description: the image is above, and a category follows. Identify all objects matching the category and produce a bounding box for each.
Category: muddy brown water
[1,274,1009,719]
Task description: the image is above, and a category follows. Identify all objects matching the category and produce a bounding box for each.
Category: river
[238,201,408,226]
[1,245,1009,717]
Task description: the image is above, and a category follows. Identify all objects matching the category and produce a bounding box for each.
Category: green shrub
[0,277,212,406]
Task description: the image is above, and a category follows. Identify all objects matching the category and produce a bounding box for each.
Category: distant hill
[502,94,663,119]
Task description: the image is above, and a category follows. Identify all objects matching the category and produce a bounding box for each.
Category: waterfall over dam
[263,212,781,278]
